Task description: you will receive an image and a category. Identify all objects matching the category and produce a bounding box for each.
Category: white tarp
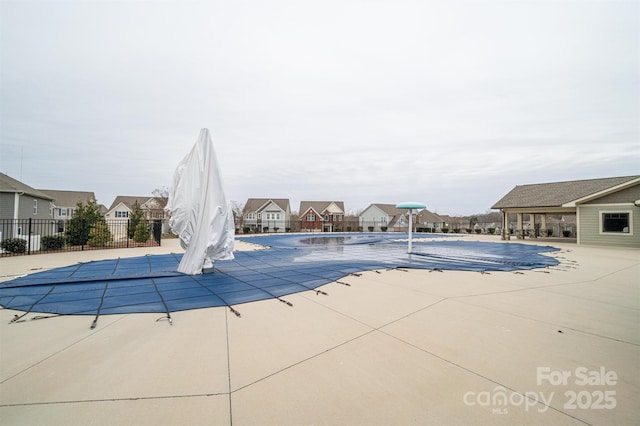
[166,128,235,275]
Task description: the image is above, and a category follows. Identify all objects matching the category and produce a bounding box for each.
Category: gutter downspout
[13,192,22,237]
[13,192,23,219]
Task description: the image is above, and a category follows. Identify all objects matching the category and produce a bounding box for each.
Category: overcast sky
[1,0,638,215]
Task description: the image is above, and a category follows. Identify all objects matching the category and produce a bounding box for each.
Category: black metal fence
[237,219,465,234]
[237,219,364,234]
[0,218,162,256]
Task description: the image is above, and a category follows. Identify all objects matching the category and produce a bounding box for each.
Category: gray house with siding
[39,189,97,219]
[492,175,640,248]
[0,173,54,222]
[1,174,55,244]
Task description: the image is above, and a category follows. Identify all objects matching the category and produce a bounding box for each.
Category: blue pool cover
[0,234,558,322]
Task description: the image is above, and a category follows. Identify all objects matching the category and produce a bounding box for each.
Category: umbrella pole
[408,209,413,253]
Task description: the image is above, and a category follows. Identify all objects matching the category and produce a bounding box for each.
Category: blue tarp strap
[90,282,109,329]
[239,250,329,296]
[189,272,242,318]
[9,285,56,324]
[152,278,173,325]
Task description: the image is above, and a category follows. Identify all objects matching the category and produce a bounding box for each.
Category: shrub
[274,227,280,233]
[262,226,269,233]
[286,228,292,232]
[453,228,460,233]
[346,227,352,232]
[65,219,90,246]
[465,228,472,233]
[1,238,27,253]
[380,226,387,232]
[42,235,65,250]
[133,221,150,243]
[368,226,374,232]
[243,227,251,234]
[441,228,449,233]
[562,230,572,237]
[65,200,104,246]
[546,229,553,237]
[487,228,495,235]
[88,221,113,247]
[127,202,145,239]
[475,228,482,234]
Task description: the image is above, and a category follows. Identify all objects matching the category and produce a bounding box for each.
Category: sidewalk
[1,236,638,425]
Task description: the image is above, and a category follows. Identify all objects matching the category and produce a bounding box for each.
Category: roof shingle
[243,198,290,214]
[492,176,640,209]
[0,173,54,200]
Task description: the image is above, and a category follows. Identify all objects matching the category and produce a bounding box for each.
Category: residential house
[416,209,446,231]
[39,189,96,220]
[0,173,54,222]
[0,173,55,248]
[242,198,291,233]
[105,196,168,240]
[436,215,464,232]
[299,201,345,232]
[105,196,167,221]
[38,189,98,234]
[359,203,407,232]
[492,175,640,247]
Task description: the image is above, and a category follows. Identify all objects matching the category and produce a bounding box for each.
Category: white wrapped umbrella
[166,128,235,274]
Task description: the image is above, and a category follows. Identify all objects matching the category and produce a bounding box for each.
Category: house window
[247,213,255,220]
[307,213,315,221]
[381,216,387,223]
[601,212,631,234]
[116,211,129,218]
[33,200,37,215]
[324,215,329,221]
[60,208,67,217]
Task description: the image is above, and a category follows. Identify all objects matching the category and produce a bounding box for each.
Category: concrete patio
[0,235,638,425]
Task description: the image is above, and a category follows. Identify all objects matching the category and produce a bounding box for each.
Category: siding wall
[583,185,640,205]
[1,194,52,220]
[0,193,16,219]
[359,206,387,231]
[578,204,640,248]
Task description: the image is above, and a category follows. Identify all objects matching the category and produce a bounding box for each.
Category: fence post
[153,220,161,245]
[127,219,130,248]
[27,218,32,255]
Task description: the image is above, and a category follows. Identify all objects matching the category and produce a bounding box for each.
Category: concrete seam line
[0,314,130,385]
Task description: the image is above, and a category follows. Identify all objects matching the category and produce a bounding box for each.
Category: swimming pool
[0,233,558,324]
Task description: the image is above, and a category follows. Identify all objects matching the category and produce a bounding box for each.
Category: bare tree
[229,200,245,227]
[152,187,169,198]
